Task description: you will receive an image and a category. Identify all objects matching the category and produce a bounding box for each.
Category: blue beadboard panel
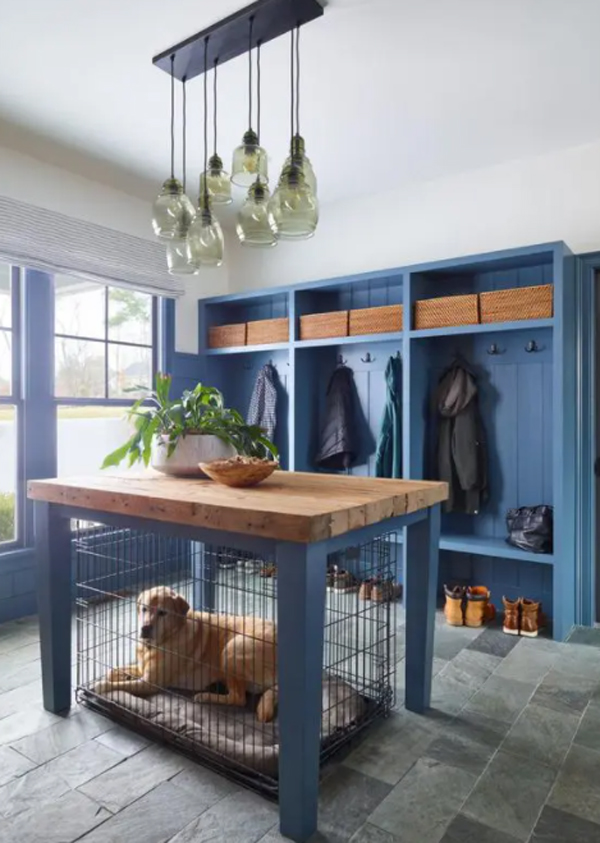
[295,276,403,319]
[294,341,400,475]
[205,349,290,469]
[204,292,290,333]
[169,351,204,397]
[0,549,37,623]
[439,551,553,619]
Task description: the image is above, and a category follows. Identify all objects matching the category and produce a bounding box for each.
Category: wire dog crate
[75,522,399,796]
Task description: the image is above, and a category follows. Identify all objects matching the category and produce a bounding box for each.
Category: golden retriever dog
[93,586,277,722]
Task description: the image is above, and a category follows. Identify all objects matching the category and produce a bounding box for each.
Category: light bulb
[187,199,224,270]
[236,181,278,248]
[282,135,317,196]
[152,178,195,240]
[268,165,318,240]
[201,154,232,205]
[231,129,268,187]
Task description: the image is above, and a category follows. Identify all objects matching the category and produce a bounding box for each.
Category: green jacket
[375,355,402,478]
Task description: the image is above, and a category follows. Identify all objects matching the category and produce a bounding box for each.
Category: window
[54,278,158,479]
[0,266,20,545]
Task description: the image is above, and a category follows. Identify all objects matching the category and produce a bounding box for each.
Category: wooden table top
[28,471,448,544]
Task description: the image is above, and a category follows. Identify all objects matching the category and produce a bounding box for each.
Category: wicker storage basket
[299,311,348,341]
[479,284,553,324]
[413,294,479,330]
[208,323,246,349]
[349,304,403,336]
[246,317,289,345]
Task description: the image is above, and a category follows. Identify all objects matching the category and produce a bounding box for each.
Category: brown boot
[359,579,373,600]
[502,596,521,635]
[444,585,465,626]
[465,586,490,628]
[521,598,540,638]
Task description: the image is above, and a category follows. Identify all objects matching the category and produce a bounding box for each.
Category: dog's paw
[92,679,111,695]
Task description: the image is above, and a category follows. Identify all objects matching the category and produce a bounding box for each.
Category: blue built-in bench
[182,242,576,640]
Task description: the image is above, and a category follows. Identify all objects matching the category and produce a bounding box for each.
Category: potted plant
[102,373,277,476]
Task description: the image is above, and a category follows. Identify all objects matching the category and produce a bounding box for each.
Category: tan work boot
[502,596,521,635]
[521,598,540,638]
[465,586,491,628]
[444,585,465,626]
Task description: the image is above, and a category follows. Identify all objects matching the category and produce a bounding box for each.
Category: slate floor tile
[566,627,600,648]
[0,763,70,819]
[170,761,237,808]
[434,626,481,661]
[461,750,556,841]
[0,659,41,693]
[343,710,435,785]
[78,744,186,812]
[368,758,476,843]
[0,706,62,746]
[574,701,600,752]
[502,703,581,769]
[440,813,521,843]
[349,824,403,842]
[464,676,535,725]
[531,668,598,715]
[11,711,112,764]
[94,723,149,757]
[467,628,520,658]
[168,788,278,843]
[79,780,203,843]
[431,671,477,716]
[44,738,123,788]
[548,744,600,825]
[319,766,393,843]
[440,649,502,691]
[0,641,40,671]
[531,805,600,842]
[449,709,511,751]
[424,727,495,777]
[0,746,36,787]
[0,789,111,843]
[492,643,558,684]
[0,680,43,719]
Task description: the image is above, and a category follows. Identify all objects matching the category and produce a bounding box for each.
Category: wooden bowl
[199,458,278,488]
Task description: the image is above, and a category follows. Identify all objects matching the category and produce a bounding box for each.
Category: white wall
[227,139,600,292]
[0,142,228,355]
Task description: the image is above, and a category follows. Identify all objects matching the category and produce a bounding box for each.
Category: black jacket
[434,363,488,514]
[315,365,357,470]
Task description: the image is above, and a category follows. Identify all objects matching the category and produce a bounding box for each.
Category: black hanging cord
[248,16,254,129]
[203,38,209,206]
[182,76,187,191]
[256,40,262,142]
[290,29,295,141]
[295,24,301,136]
[170,54,175,179]
[213,59,218,156]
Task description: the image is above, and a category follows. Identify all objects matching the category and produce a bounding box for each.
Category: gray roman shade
[0,195,184,296]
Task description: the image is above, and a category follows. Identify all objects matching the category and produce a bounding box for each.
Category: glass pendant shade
[165,239,195,276]
[236,181,278,248]
[282,134,317,195]
[201,154,232,205]
[152,178,195,240]
[231,129,268,187]
[268,165,318,240]
[187,202,224,270]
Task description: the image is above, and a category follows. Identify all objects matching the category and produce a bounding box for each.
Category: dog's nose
[140,624,153,639]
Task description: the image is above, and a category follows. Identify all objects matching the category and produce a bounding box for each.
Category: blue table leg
[404,504,441,713]
[36,501,73,713]
[276,541,327,842]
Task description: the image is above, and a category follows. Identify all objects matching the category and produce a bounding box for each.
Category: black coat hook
[487,343,504,356]
[337,354,347,366]
[525,340,541,353]
[360,352,376,363]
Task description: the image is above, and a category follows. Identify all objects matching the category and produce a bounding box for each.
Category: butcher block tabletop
[28,471,448,543]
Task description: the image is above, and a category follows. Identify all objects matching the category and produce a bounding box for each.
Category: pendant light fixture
[187,37,225,270]
[200,59,232,205]
[166,76,197,275]
[280,26,317,196]
[268,25,318,240]
[236,41,278,248]
[231,17,268,187]
[152,55,195,240]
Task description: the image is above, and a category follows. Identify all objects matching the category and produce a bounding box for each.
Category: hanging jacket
[315,365,357,470]
[247,363,277,442]
[434,362,488,514]
[375,355,402,478]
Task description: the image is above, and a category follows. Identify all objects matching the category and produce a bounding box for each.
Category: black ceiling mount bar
[152,0,324,82]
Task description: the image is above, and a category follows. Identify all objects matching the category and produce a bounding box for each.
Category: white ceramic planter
[151,434,235,477]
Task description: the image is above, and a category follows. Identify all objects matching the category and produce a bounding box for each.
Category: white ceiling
[2,0,600,206]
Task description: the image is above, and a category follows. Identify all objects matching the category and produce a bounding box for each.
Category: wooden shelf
[439,533,554,565]
[410,318,554,339]
[205,342,289,356]
[294,331,402,349]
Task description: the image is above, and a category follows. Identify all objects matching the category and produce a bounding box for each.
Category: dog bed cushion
[100,673,367,777]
